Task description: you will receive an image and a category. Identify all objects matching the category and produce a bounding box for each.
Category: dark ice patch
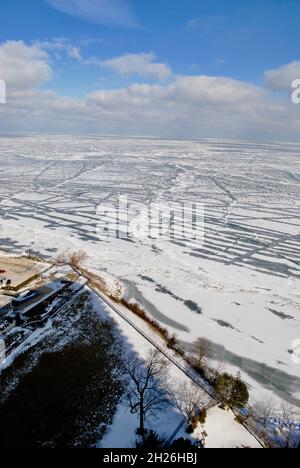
[269,309,294,321]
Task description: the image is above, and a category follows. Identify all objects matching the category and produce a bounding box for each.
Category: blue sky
[2,0,300,95]
[0,0,300,140]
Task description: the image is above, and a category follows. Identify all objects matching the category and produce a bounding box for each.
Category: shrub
[167,334,177,349]
[186,424,194,434]
[199,408,207,425]
[234,415,244,425]
[191,415,200,429]
[122,300,170,342]
[170,438,197,450]
[135,430,165,449]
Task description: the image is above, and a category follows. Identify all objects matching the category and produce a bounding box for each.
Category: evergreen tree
[170,438,198,450]
[135,430,165,449]
[216,373,249,410]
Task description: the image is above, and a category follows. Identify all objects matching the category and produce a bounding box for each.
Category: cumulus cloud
[46,0,139,27]
[265,61,300,91]
[85,77,280,139]
[0,40,300,141]
[0,41,52,90]
[167,76,263,105]
[101,52,171,80]
[87,76,263,111]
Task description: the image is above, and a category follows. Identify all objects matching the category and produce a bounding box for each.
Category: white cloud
[34,37,83,61]
[265,61,300,91]
[168,76,264,105]
[85,77,276,139]
[67,46,82,61]
[0,39,300,142]
[46,0,139,27]
[101,52,171,80]
[0,41,52,90]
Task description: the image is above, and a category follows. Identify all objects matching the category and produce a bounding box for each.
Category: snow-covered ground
[192,406,262,449]
[0,135,299,413]
[90,288,261,449]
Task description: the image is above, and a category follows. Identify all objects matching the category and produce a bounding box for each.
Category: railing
[88,285,217,401]
[165,418,186,448]
[231,409,266,448]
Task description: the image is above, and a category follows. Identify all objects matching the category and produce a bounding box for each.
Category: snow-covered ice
[0,135,299,412]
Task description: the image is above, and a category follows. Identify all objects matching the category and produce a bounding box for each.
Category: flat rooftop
[13,285,54,313]
[0,256,49,290]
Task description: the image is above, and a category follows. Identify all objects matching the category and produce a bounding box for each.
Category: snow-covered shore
[0,135,299,414]
[90,288,262,449]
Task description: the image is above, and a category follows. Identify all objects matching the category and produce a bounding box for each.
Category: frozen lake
[0,135,300,408]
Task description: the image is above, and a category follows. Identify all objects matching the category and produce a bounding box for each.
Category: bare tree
[55,250,89,270]
[253,398,276,427]
[70,250,89,270]
[55,252,68,265]
[167,380,212,424]
[209,360,226,386]
[194,338,210,371]
[277,402,297,448]
[123,350,169,435]
[279,401,296,427]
